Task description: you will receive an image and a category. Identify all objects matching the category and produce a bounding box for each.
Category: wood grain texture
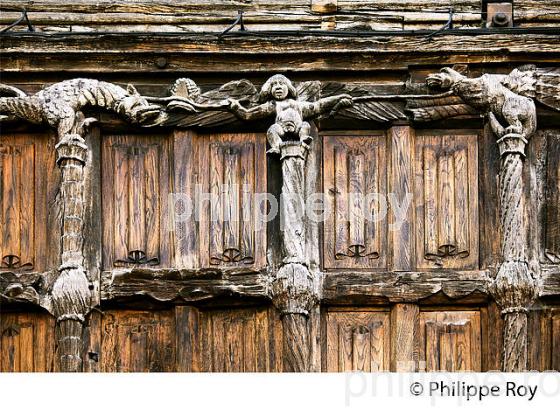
[101,310,175,372]
[325,309,390,372]
[193,306,282,372]
[173,132,266,269]
[0,312,55,372]
[323,133,387,269]
[389,126,414,271]
[0,135,48,273]
[390,304,418,371]
[102,134,170,269]
[414,133,479,270]
[419,310,481,371]
[544,131,560,263]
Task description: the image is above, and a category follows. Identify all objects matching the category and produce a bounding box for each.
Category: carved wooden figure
[416,65,560,371]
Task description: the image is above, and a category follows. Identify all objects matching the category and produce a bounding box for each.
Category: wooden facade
[1,0,560,372]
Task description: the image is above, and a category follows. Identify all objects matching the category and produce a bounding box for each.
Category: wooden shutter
[0,135,48,272]
[173,132,267,269]
[102,134,170,268]
[323,133,388,270]
[173,306,282,372]
[414,133,479,269]
[545,131,560,263]
[419,311,482,371]
[101,310,175,372]
[0,312,55,372]
[325,309,390,371]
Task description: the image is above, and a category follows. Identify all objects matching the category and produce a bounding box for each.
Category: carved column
[491,133,537,371]
[272,141,317,372]
[52,133,92,372]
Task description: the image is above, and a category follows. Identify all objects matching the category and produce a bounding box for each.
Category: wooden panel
[101,310,175,372]
[325,309,390,371]
[552,312,560,371]
[102,135,170,268]
[389,126,414,271]
[182,306,282,372]
[173,132,267,269]
[390,304,418,371]
[0,135,48,272]
[0,312,55,372]
[545,131,560,263]
[323,134,387,270]
[414,134,479,270]
[419,311,481,371]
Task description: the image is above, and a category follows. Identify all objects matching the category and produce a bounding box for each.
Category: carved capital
[279,140,309,161]
[490,261,537,313]
[271,263,317,316]
[496,133,529,158]
[55,134,88,167]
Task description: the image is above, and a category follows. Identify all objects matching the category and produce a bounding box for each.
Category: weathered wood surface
[325,309,390,372]
[322,270,490,304]
[418,310,482,371]
[2,0,559,33]
[0,311,55,372]
[101,267,270,303]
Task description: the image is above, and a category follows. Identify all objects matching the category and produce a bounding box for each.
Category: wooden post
[491,133,537,371]
[272,141,317,372]
[52,131,92,372]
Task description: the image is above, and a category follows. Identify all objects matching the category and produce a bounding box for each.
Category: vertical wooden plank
[222,146,240,254]
[552,313,560,371]
[175,306,197,372]
[112,143,129,264]
[454,147,469,254]
[172,130,199,268]
[240,142,255,262]
[334,145,349,259]
[423,145,439,259]
[437,140,456,252]
[208,143,224,265]
[390,304,418,371]
[348,151,365,249]
[18,143,35,268]
[128,147,146,253]
[144,145,160,263]
[390,126,414,271]
[545,131,560,261]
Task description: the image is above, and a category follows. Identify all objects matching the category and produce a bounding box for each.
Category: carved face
[271,80,289,100]
[117,85,162,124]
[426,67,464,90]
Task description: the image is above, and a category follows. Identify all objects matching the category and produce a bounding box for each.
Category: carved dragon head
[116,84,163,125]
[426,67,466,90]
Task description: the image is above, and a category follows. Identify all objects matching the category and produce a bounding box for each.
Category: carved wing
[319,82,405,121]
[155,79,259,128]
[502,67,560,112]
[0,84,44,124]
[405,95,477,122]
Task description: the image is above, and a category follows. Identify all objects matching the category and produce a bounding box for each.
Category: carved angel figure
[407,66,560,138]
[227,74,352,153]
[145,76,406,152]
[0,79,162,139]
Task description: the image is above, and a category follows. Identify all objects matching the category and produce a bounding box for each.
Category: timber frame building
[0,0,559,372]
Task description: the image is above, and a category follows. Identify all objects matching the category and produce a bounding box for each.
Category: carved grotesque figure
[0,79,162,138]
[426,67,537,138]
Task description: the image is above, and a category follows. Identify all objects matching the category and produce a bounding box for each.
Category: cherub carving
[407,66,560,138]
[145,76,406,151]
[227,74,352,153]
